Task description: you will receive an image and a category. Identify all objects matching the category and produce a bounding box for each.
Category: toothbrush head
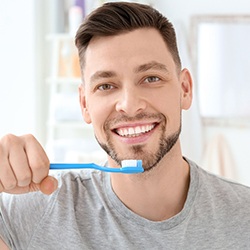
[121,159,144,173]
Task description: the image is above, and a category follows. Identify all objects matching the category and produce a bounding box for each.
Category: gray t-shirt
[1,158,250,250]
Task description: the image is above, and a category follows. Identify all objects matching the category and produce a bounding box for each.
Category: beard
[95,113,181,172]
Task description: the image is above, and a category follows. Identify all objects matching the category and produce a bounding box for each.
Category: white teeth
[128,128,134,135]
[135,126,141,134]
[116,124,155,137]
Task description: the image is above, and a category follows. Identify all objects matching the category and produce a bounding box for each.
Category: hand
[0,134,58,195]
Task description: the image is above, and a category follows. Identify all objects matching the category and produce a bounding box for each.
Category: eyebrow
[90,71,116,84]
[134,61,169,74]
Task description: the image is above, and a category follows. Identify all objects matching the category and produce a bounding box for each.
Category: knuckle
[31,159,50,184]
[1,134,19,146]
[22,134,36,143]
[32,158,50,171]
[17,173,32,187]
[2,179,17,191]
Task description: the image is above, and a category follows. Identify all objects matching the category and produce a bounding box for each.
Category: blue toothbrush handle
[50,163,99,170]
[49,163,142,173]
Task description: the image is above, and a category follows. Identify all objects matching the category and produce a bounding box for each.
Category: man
[0,2,250,249]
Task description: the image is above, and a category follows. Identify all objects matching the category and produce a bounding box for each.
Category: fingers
[0,134,57,195]
[8,144,31,187]
[0,135,19,190]
[40,176,58,195]
[13,176,58,195]
[20,134,50,184]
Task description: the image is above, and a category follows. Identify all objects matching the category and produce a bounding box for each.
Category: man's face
[79,28,192,171]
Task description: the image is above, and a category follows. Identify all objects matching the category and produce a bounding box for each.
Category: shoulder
[199,164,250,198]
[188,158,250,208]
[186,159,250,238]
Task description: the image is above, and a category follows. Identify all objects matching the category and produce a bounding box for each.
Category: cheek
[87,99,113,135]
[154,90,182,125]
[152,89,180,112]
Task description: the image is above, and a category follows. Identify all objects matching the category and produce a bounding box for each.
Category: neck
[110,153,190,221]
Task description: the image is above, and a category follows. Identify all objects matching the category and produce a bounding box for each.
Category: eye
[144,76,160,83]
[97,83,114,91]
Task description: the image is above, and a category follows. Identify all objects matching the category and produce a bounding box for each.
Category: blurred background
[1,0,250,185]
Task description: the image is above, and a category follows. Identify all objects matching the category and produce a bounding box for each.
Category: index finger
[22,134,50,184]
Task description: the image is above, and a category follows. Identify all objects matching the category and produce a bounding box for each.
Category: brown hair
[75,2,181,70]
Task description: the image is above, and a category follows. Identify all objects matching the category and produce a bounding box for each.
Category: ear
[180,68,193,110]
[78,84,92,124]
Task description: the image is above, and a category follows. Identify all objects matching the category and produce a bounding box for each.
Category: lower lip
[113,125,158,144]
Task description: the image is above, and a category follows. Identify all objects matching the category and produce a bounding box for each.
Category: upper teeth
[116,124,155,137]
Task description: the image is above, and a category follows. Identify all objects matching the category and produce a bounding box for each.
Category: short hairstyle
[75,2,181,71]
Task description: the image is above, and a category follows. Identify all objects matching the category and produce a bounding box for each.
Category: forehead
[83,28,176,79]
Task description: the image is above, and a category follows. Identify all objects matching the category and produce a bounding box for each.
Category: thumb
[39,176,58,195]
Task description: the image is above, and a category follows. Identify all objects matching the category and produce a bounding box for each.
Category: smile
[114,123,157,138]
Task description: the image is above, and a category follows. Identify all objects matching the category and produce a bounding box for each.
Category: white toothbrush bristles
[121,160,141,168]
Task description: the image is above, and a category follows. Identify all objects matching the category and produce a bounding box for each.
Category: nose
[115,86,147,116]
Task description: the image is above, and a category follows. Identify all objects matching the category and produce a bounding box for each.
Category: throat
[130,192,185,222]
[110,159,190,221]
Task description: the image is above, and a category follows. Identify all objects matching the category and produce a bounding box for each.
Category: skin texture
[0,28,192,248]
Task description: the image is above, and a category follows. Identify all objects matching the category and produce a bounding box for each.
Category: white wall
[0,0,36,136]
[155,0,250,25]
[0,0,47,143]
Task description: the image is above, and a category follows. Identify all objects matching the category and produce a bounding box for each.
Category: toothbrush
[50,160,144,174]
